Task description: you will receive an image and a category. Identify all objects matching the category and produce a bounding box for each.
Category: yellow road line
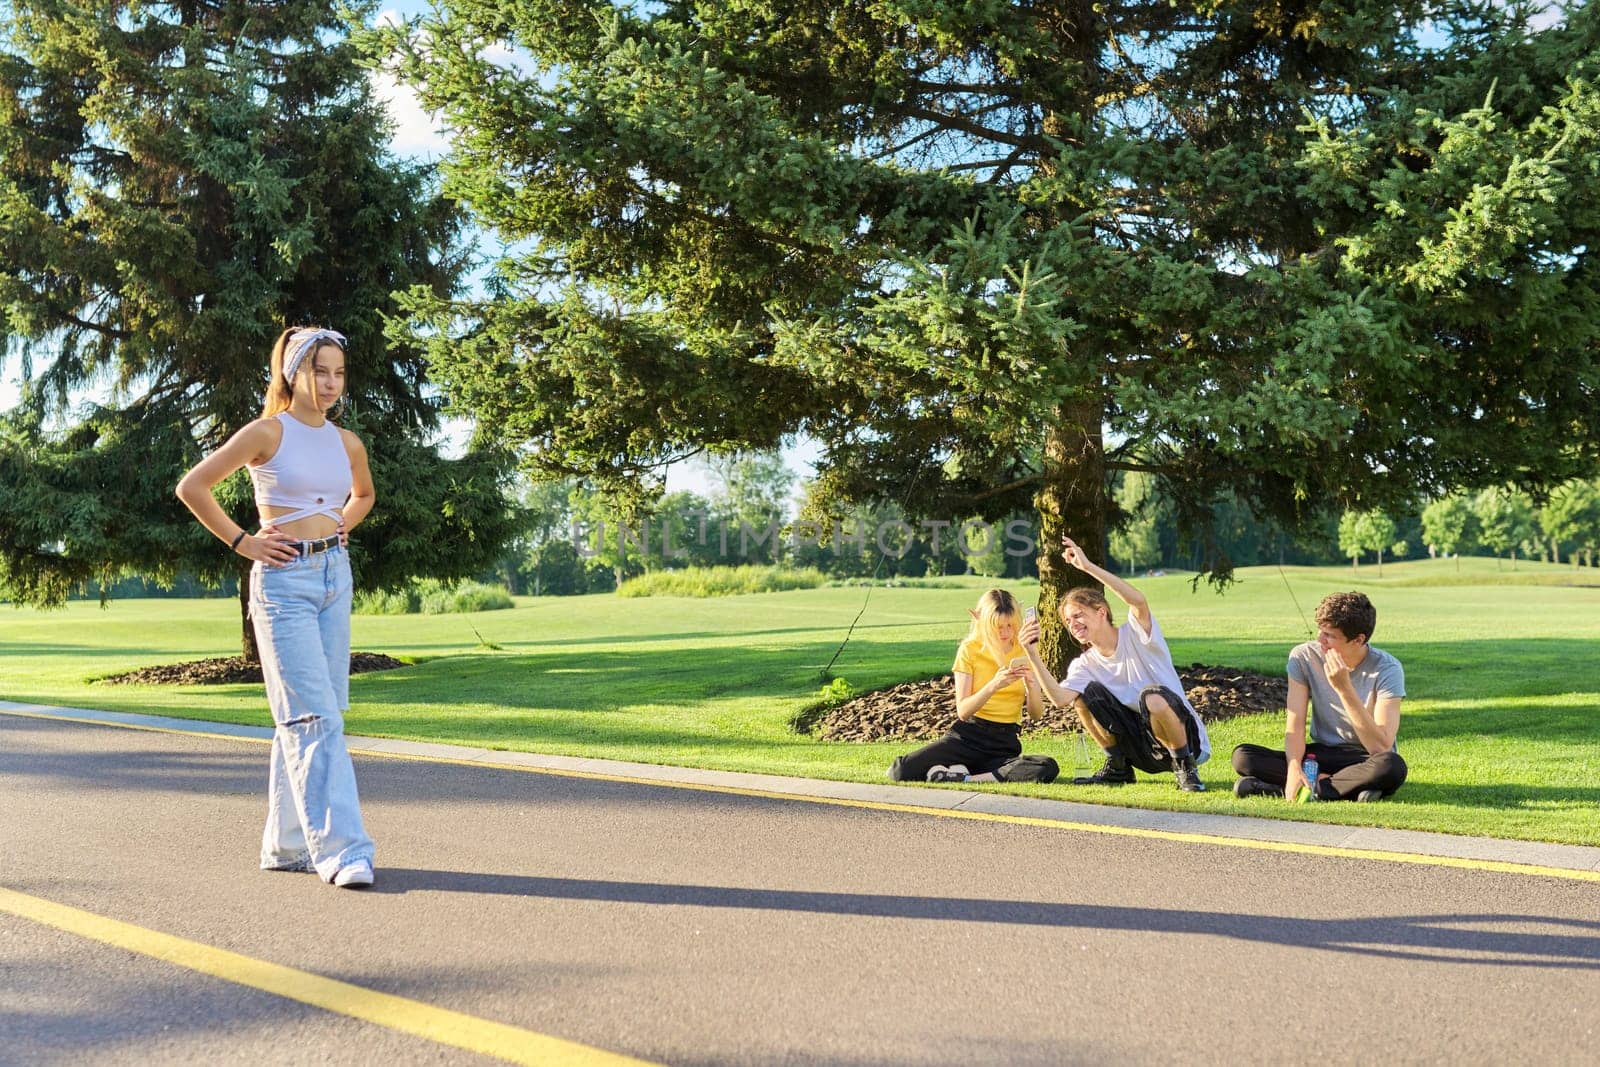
[7,707,1600,884]
[0,886,656,1067]
[0,707,274,747]
[364,752,1600,883]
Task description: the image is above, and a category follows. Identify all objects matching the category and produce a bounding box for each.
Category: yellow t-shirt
[953,635,1026,724]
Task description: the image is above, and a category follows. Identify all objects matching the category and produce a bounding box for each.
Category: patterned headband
[283,328,347,385]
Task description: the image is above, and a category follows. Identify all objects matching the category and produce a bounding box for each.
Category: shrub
[353,588,420,615]
[418,588,454,614]
[816,677,856,704]
[617,565,827,597]
[825,576,972,589]
[354,579,513,614]
[448,581,515,612]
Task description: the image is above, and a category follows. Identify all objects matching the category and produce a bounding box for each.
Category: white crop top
[250,413,352,525]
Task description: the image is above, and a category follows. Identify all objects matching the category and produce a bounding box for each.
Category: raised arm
[1061,536,1150,632]
[1017,615,1081,710]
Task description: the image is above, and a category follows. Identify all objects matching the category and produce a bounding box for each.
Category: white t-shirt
[1060,615,1211,763]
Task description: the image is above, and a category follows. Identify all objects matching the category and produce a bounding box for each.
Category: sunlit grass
[5,556,1599,845]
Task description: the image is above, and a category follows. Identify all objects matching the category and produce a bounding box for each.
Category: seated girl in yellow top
[887,589,1059,784]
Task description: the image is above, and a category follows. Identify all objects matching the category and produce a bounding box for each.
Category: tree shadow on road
[378,867,1600,970]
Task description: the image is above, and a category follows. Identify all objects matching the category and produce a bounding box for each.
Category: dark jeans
[1232,743,1408,800]
[1076,682,1203,774]
[889,718,1058,783]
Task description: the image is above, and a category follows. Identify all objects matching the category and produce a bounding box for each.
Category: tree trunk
[1034,399,1107,680]
[237,561,260,665]
[1376,547,1383,578]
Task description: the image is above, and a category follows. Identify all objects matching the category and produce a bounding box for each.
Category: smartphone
[1024,606,1038,624]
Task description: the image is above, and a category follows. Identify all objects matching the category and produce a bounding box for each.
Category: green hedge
[354,579,513,614]
[352,587,421,614]
[617,565,827,598]
[825,576,979,589]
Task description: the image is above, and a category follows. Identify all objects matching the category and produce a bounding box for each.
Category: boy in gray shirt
[1231,591,1408,801]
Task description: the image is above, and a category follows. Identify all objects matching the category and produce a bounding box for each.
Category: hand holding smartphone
[1019,605,1040,649]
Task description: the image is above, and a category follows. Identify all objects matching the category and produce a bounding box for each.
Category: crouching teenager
[887,589,1060,785]
[1019,537,1210,792]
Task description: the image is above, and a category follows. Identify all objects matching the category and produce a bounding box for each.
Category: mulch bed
[808,664,1287,742]
[98,652,407,686]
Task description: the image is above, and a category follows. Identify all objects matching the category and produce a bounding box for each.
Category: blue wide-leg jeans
[249,546,374,880]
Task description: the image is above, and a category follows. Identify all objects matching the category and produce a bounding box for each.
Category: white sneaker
[333,860,375,888]
[926,764,970,783]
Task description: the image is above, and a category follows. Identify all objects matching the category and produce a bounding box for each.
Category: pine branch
[901,107,1040,150]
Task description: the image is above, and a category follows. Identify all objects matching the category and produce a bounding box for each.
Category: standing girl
[887,589,1059,784]
[177,326,377,888]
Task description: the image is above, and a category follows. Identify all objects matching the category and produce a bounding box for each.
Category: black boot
[1171,746,1205,792]
[1072,752,1135,785]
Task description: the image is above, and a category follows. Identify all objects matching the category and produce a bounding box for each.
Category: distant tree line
[54,461,1600,602]
[1107,473,1600,576]
[483,453,1040,597]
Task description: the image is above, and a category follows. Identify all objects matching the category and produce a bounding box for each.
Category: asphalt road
[3,712,1597,1065]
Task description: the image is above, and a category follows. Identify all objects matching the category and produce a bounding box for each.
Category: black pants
[1231,743,1408,800]
[889,719,1059,783]
[1076,682,1202,774]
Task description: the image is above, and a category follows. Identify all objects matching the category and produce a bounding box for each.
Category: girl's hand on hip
[241,523,298,567]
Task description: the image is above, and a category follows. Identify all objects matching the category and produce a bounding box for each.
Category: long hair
[261,325,341,419]
[964,588,1020,661]
[1061,585,1114,626]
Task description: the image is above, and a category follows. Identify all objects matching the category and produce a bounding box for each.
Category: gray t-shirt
[1287,642,1405,750]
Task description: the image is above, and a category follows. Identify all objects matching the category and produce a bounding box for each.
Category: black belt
[295,535,340,557]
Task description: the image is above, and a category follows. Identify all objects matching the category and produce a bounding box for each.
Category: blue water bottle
[1298,752,1319,803]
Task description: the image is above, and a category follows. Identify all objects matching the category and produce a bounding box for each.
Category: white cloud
[1528,3,1563,31]
[372,9,450,160]
[373,66,450,160]
[480,41,542,78]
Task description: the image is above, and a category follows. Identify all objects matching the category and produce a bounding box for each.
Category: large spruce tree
[379,0,1600,672]
[0,0,515,659]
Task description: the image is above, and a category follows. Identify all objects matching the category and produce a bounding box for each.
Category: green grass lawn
[4,556,1600,845]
